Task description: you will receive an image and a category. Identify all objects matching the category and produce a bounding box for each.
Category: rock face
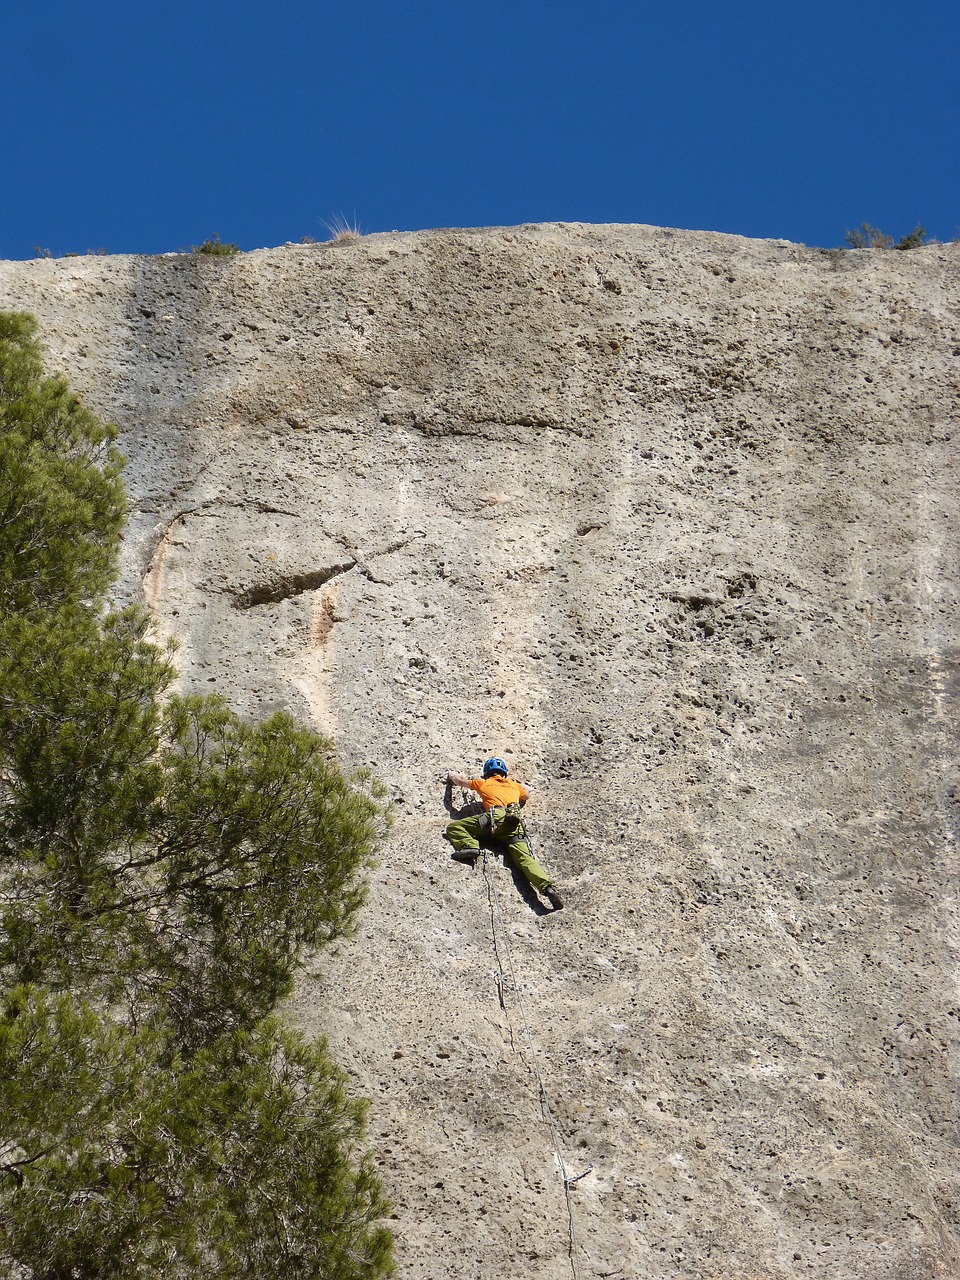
[2,224,958,1279]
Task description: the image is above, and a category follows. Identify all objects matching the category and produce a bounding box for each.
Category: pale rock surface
[2,223,959,1279]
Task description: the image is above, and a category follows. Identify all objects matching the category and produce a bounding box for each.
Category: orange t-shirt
[467,776,528,811]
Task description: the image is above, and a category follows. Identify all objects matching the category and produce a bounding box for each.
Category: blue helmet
[483,757,509,778]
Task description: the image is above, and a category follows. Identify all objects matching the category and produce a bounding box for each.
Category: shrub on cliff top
[844,222,929,250]
[191,233,241,255]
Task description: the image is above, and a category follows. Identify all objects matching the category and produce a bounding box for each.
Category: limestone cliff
[2,224,958,1279]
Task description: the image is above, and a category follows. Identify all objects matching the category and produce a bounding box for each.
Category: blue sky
[3,0,957,259]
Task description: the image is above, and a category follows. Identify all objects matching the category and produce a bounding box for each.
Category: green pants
[445,811,553,893]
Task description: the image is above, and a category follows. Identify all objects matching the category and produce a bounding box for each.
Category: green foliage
[844,222,929,250]
[0,993,392,1278]
[191,234,241,255]
[0,312,125,618]
[893,224,928,250]
[0,312,393,1277]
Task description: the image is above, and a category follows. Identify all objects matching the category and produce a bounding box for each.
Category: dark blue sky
[3,0,957,259]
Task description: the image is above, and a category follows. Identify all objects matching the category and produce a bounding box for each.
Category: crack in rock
[408,413,583,440]
[330,531,427,585]
[233,561,356,610]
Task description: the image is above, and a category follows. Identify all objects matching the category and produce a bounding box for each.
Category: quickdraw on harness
[479,801,526,840]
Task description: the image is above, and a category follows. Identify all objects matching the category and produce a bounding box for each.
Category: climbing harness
[479,802,526,840]
[480,846,587,1280]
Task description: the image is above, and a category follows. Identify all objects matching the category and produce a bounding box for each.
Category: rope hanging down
[481,847,586,1280]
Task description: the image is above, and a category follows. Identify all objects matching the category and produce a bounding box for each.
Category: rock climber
[444,757,564,910]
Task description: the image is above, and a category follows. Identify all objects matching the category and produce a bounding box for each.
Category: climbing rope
[480,847,586,1280]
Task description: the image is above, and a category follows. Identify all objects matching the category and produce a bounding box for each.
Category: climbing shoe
[544,884,564,910]
[451,850,479,865]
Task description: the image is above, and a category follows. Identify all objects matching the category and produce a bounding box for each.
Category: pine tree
[0,312,394,1278]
